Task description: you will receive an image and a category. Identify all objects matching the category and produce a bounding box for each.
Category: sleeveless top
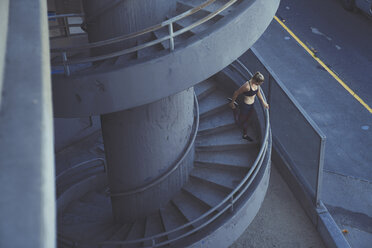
[243,82,258,97]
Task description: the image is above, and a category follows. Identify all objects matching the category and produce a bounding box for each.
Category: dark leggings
[233,103,254,135]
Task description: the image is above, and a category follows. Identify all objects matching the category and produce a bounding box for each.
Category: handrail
[51,0,240,75]
[110,92,199,197]
[97,60,271,247]
[50,0,216,53]
[55,158,106,183]
[48,13,84,20]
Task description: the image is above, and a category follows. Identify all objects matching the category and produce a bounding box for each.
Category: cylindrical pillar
[82,0,177,56]
[82,0,192,223]
[102,88,194,222]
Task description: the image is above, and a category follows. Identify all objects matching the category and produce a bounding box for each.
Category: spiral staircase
[51,0,278,247]
[57,72,271,247]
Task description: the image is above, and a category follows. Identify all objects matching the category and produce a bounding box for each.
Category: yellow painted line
[274,16,372,114]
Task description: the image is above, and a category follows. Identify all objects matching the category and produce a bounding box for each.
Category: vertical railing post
[62,51,71,76]
[64,16,70,37]
[229,196,234,212]
[168,23,175,51]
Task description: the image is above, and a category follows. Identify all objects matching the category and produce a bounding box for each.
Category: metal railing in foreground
[49,0,239,76]
[97,61,270,247]
[238,48,326,207]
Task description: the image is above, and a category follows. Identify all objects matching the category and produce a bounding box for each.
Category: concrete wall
[0,0,9,110]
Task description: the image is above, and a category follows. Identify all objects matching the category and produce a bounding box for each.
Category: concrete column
[81,0,193,222]
[0,0,55,247]
[82,0,177,56]
[101,88,194,221]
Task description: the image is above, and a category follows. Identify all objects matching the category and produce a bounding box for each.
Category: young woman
[229,72,269,141]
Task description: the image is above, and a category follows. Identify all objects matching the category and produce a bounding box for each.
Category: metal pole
[229,196,234,212]
[268,74,272,116]
[64,17,70,37]
[62,52,71,76]
[168,23,174,51]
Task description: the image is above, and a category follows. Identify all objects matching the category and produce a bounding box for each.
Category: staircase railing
[50,0,239,76]
[97,59,271,247]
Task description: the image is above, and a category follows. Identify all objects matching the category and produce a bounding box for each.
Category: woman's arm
[257,88,269,109]
[229,83,247,109]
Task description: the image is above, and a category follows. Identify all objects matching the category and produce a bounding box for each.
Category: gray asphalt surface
[231,165,325,248]
[249,0,372,246]
[277,0,372,106]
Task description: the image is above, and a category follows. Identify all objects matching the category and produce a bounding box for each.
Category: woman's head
[252,72,264,85]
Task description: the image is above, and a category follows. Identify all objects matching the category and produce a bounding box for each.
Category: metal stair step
[171,191,210,226]
[195,146,259,169]
[182,178,227,209]
[190,166,243,192]
[198,89,229,119]
[194,78,217,101]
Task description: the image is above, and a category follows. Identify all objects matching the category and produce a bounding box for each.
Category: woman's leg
[240,105,254,141]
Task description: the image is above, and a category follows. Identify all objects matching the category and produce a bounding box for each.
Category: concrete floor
[230,164,325,248]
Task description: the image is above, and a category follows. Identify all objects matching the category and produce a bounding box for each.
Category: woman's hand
[229,102,236,109]
[263,102,269,109]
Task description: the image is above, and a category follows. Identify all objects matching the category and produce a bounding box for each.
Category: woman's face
[252,80,262,86]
